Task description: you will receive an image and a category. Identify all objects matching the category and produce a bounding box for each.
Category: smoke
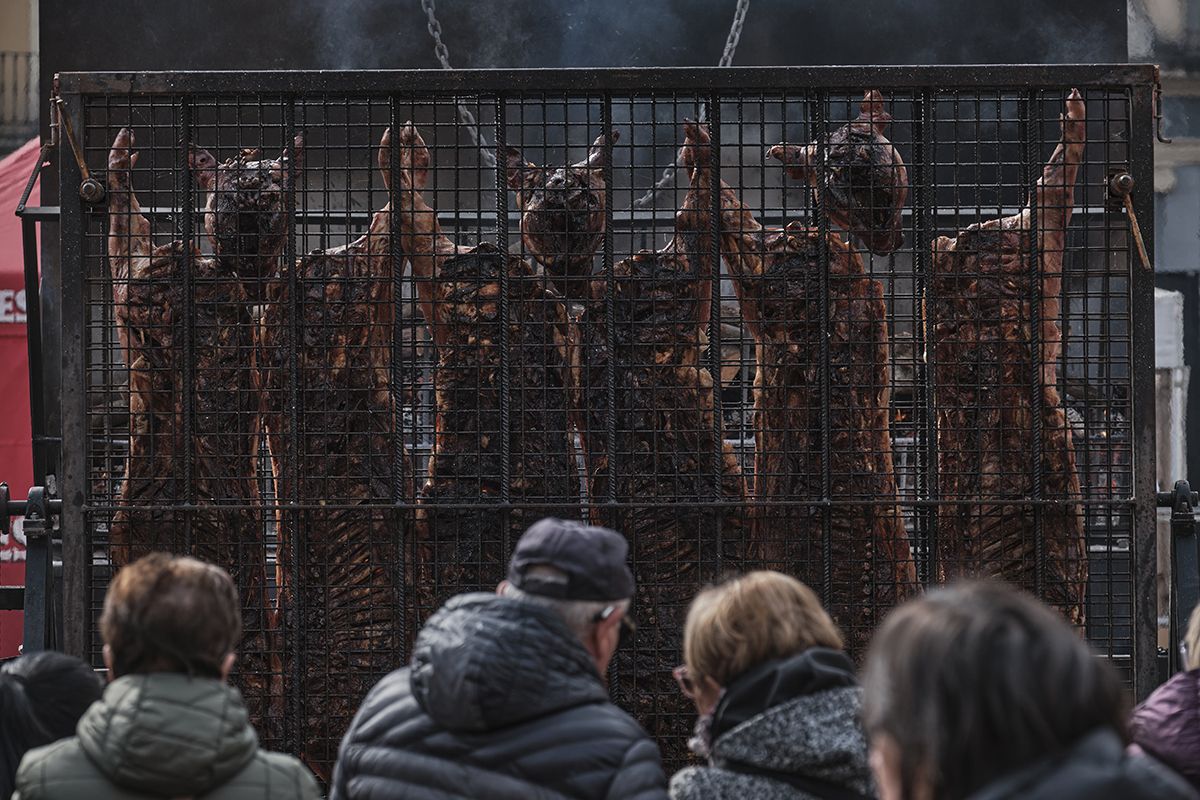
[555,1,690,67]
[293,0,410,70]
[701,0,1126,66]
[283,0,750,70]
[48,0,1128,75]
[197,0,1127,72]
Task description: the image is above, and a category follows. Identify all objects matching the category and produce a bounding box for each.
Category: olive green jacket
[13,672,318,800]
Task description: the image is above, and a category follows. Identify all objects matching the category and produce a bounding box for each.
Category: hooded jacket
[12,672,318,800]
[966,728,1197,800]
[1130,668,1200,793]
[670,648,874,800]
[330,592,668,800]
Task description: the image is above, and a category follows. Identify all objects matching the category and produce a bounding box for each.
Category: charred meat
[258,128,406,778]
[579,120,746,765]
[717,115,916,656]
[106,128,276,740]
[191,138,302,302]
[930,90,1088,625]
[506,130,615,305]
[396,123,579,612]
[769,90,908,255]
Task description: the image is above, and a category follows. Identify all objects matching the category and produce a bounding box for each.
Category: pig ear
[579,128,619,171]
[187,144,218,190]
[505,146,543,192]
[281,133,304,179]
[377,128,391,191]
[767,142,815,184]
[397,122,431,191]
[679,119,711,173]
[859,90,892,135]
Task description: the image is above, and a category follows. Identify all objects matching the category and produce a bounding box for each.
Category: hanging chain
[421,0,498,168]
[634,0,750,208]
[719,0,750,68]
[419,0,752,195]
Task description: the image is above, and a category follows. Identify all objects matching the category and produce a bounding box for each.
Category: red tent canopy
[0,138,41,657]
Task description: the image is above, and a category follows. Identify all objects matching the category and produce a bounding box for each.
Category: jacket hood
[711,647,858,741]
[710,648,872,793]
[410,592,609,732]
[968,728,1199,800]
[77,673,257,796]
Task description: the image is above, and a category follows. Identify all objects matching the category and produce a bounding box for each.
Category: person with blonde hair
[1131,603,1200,792]
[670,571,873,800]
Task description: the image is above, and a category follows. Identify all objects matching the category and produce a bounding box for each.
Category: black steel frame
[44,64,1159,717]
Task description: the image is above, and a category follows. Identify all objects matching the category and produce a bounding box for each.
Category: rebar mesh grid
[57,67,1154,777]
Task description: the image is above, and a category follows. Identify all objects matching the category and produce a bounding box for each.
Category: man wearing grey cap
[330,518,669,800]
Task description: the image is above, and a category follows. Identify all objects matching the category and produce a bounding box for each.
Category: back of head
[100,552,241,679]
[684,571,843,686]
[0,651,102,798]
[862,580,1126,800]
[501,564,628,640]
[503,517,637,642]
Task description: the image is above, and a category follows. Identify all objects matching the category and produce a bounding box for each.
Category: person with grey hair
[330,517,669,800]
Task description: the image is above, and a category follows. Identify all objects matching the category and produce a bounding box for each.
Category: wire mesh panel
[57,67,1156,778]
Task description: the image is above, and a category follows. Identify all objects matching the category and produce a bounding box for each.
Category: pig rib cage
[54,66,1157,777]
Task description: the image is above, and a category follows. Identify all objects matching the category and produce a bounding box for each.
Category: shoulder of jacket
[353,667,414,720]
[16,737,81,772]
[340,668,425,750]
[533,700,661,762]
[669,765,815,800]
[670,766,765,800]
[669,766,712,799]
[599,734,669,800]
[215,749,320,799]
[15,737,109,799]
[583,697,656,736]
[1120,752,1200,800]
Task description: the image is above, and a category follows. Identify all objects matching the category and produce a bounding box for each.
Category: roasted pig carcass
[106,128,276,738]
[258,128,406,777]
[506,130,615,305]
[395,123,579,611]
[716,116,916,656]
[579,120,746,765]
[769,90,908,255]
[194,140,301,302]
[930,90,1088,625]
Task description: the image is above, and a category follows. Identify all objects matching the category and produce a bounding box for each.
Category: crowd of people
[1,516,1199,800]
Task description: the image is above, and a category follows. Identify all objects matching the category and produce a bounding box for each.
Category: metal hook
[1109,172,1152,271]
[1155,71,1172,144]
[54,97,107,204]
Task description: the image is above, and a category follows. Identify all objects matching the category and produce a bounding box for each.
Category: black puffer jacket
[966,728,1198,800]
[330,593,668,800]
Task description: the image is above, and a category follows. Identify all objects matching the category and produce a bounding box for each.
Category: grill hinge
[0,484,64,653]
[1158,480,1199,675]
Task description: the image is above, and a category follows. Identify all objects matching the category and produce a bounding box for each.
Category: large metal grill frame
[54,65,1158,773]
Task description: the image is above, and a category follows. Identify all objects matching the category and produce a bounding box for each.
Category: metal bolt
[79,178,107,204]
[1109,172,1135,197]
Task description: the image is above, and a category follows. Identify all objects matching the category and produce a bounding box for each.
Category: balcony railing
[0,51,38,147]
